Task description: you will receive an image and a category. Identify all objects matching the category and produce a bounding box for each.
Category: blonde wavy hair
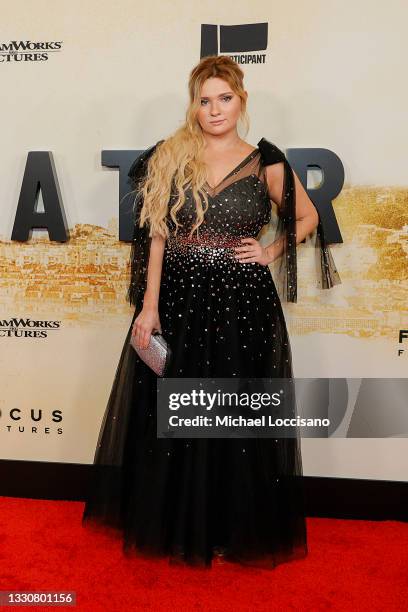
[135,54,250,240]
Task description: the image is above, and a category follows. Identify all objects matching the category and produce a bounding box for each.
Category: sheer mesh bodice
[127,138,341,313]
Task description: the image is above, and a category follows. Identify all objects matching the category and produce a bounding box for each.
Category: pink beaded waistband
[167,234,244,249]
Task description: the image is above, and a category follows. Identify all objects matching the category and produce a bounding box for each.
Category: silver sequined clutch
[130,330,172,377]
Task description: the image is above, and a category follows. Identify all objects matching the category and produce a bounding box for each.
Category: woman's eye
[200,96,232,106]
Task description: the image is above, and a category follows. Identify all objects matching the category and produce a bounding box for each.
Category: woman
[82,55,341,568]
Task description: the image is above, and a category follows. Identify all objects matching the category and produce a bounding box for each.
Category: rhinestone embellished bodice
[165,148,272,262]
[126,136,341,313]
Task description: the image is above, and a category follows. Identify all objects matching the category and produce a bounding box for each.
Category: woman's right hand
[131,307,162,349]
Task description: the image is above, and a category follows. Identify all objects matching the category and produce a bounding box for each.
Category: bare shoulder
[240,140,258,155]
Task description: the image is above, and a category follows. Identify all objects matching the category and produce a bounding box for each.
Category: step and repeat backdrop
[1,0,407,481]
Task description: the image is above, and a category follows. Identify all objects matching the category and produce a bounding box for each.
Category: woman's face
[196,77,243,136]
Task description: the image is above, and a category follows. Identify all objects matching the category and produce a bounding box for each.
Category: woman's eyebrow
[200,92,234,99]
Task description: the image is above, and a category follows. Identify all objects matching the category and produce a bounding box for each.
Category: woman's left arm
[263,161,319,263]
[234,161,319,266]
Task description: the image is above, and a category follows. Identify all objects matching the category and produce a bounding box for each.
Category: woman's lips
[210,119,225,125]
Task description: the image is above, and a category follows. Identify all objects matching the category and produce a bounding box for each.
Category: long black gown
[82,137,341,568]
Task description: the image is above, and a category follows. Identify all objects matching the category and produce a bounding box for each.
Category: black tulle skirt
[82,243,308,569]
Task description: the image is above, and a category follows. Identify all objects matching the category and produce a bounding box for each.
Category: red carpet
[0,496,407,611]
